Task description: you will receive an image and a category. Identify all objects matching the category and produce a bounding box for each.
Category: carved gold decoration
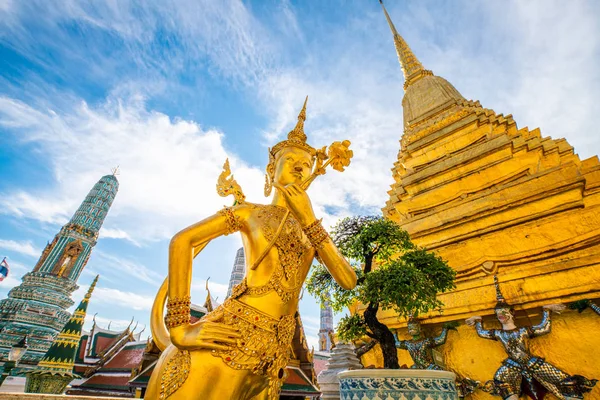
[159,350,191,400]
[165,296,191,329]
[208,298,295,399]
[53,239,83,277]
[303,219,330,250]
[217,206,243,236]
[217,158,246,205]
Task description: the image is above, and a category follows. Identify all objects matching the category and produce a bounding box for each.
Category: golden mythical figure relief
[146,97,357,400]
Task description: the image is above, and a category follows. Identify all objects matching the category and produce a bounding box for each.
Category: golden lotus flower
[328,140,353,172]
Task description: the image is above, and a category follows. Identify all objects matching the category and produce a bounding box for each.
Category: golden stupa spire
[379,1,431,88]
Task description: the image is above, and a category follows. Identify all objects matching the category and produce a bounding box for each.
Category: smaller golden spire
[84,275,99,302]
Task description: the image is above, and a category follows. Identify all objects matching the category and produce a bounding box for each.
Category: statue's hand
[465,316,482,326]
[170,321,240,351]
[443,321,460,331]
[273,182,316,226]
[543,303,566,314]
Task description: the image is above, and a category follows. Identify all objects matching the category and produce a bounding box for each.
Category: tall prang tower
[0,173,118,365]
[226,248,245,298]
[318,293,333,353]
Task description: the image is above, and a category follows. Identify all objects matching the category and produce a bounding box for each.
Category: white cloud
[0,95,265,242]
[94,250,162,285]
[0,191,71,225]
[73,283,154,311]
[305,335,319,352]
[0,239,40,257]
[99,228,140,247]
[0,0,276,89]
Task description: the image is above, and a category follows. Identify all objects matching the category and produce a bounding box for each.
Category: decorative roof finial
[204,277,214,313]
[111,166,120,176]
[127,316,135,331]
[379,0,431,88]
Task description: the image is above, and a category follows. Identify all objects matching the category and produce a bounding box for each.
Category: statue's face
[495,307,514,325]
[407,321,421,336]
[272,146,314,186]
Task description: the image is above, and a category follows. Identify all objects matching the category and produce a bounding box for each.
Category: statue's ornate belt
[207,298,296,395]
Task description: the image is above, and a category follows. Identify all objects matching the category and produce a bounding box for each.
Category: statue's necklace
[256,204,308,287]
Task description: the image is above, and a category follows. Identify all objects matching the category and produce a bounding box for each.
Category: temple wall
[361,309,600,399]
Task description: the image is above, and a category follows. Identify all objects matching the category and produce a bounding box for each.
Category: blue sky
[1,0,599,349]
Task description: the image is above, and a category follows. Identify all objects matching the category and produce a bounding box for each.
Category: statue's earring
[264,173,273,197]
[264,150,275,197]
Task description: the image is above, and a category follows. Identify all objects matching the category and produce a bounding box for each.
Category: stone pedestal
[317,343,362,400]
[338,369,458,400]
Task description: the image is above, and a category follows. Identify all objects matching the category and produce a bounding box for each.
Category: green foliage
[306,263,361,312]
[360,249,455,318]
[307,215,456,344]
[332,216,413,265]
[337,314,367,342]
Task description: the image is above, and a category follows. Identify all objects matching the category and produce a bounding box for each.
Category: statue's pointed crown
[269,96,316,158]
[493,275,511,309]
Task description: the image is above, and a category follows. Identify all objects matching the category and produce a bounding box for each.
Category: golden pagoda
[368,2,600,398]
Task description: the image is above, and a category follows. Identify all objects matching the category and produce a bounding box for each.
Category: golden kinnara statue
[146,97,357,400]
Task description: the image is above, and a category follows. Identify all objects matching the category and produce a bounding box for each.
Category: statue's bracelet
[166,296,191,329]
[165,314,191,329]
[303,218,330,249]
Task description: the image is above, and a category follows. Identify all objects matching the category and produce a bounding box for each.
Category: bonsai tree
[307,216,456,369]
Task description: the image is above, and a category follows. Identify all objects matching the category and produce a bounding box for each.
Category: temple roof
[69,341,146,395]
[101,341,146,372]
[281,366,320,395]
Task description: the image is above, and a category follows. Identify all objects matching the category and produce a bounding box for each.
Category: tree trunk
[355,339,378,358]
[363,302,399,369]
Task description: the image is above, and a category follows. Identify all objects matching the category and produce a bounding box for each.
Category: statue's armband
[218,206,243,235]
